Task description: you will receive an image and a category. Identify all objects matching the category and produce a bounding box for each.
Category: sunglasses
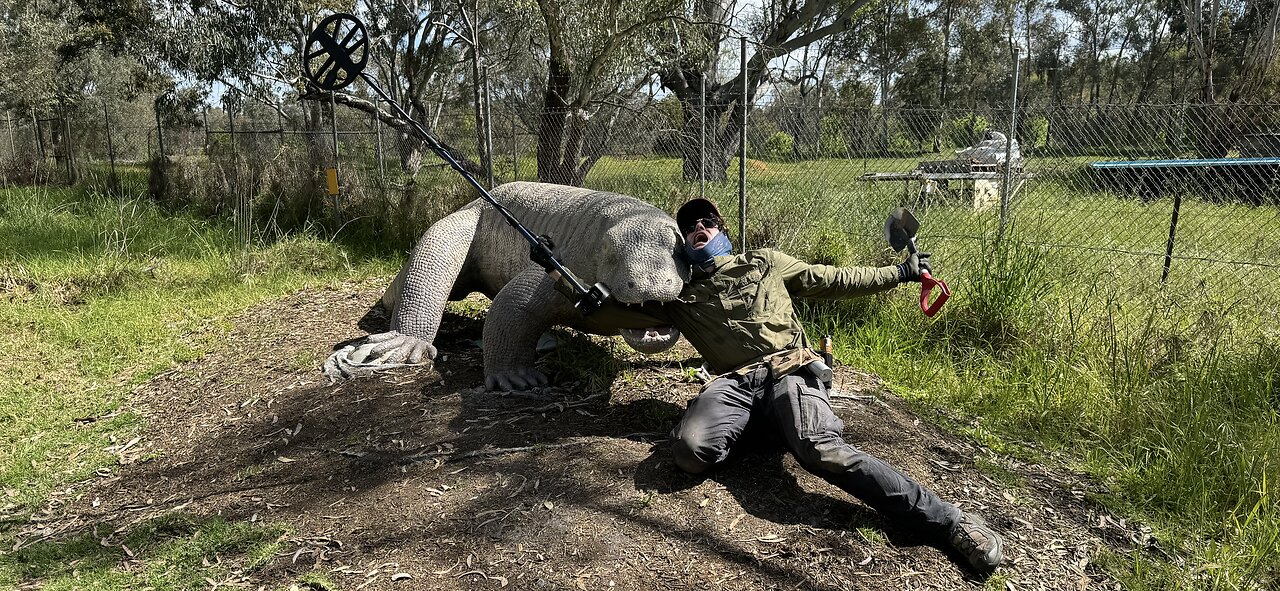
[682,217,722,235]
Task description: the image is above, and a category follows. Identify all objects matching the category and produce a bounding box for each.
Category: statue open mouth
[619,326,681,353]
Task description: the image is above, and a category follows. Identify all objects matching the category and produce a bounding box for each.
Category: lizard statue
[325,181,689,390]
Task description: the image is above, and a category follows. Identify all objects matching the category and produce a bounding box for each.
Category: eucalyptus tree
[1181,0,1280,104]
[1,0,158,176]
[527,0,684,185]
[1179,0,1280,155]
[656,0,880,181]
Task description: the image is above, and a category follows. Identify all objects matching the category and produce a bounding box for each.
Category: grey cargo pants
[670,365,962,537]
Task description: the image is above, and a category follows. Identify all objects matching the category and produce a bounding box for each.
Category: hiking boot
[947,513,1003,573]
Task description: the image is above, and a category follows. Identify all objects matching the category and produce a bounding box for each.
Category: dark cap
[676,198,722,233]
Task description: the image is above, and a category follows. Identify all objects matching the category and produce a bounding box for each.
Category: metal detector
[302,12,612,314]
[885,207,951,317]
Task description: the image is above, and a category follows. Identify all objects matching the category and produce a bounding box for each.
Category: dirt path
[22,281,1140,590]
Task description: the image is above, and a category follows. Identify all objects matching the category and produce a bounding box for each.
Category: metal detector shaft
[360,79,578,286]
[356,74,597,304]
[302,12,605,312]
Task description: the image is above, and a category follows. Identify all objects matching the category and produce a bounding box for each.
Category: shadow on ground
[10,282,1136,590]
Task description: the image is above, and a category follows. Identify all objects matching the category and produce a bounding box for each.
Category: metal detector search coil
[303,13,368,92]
[301,12,612,315]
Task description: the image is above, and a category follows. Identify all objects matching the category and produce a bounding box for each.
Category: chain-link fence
[733,101,1280,337]
[3,81,1278,333]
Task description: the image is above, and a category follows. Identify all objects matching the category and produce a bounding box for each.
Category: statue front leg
[482,268,575,390]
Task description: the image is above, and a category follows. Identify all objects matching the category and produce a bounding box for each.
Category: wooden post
[1161,194,1182,284]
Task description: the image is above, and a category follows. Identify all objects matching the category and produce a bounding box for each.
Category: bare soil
[20,280,1147,590]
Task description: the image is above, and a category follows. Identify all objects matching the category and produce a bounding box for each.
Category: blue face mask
[684,232,733,267]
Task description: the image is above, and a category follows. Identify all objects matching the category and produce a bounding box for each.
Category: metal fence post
[5,116,14,161]
[699,75,707,198]
[155,105,167,159]
[483,64,494,188]
[33,109,45,159]
[511,107,519,182]
[329,91,342,225]
[278,107,286,159]
[62,102,77,183]
[739,36,748,251]
[228,101,247,246]
[103,102,117,193]
[202,108,210,156]
[998,47,1020,244]
[374,109,385,184]
[1161,194,1183,284]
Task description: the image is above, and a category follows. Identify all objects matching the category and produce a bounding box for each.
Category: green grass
[0,184,393,588]
[3,154,1278,589]
[5,515,286,590]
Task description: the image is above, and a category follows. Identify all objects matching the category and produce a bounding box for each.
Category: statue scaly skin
[350,182,689,390]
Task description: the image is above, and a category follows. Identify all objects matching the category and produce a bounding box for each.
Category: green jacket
[589,249,902,374]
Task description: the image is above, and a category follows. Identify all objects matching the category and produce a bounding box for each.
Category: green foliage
[1025,116,1049,151]
[155,86,208,129]
[7,155,1280,590]
[941,114,990,150]
[801,223,853,266]
[933,237,1053,351]
[818,115,850,157]
[0,514,286,588]
[762,131,794,160]
[0,184,389,528]
[652,129,684,157]
[0,154,50,186]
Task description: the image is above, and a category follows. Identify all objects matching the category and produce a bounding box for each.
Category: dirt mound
[25,281,1139,590]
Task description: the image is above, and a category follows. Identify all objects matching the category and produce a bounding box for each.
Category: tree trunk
[536,55,576,184]
[678,100,734,181]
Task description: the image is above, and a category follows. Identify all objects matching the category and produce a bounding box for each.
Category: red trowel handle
[919,272,950,317]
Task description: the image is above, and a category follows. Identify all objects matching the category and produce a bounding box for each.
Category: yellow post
[326,167,339,196]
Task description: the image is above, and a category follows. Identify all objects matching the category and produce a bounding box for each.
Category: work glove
[896,251,932,283]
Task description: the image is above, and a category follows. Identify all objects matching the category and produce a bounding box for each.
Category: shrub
[941,114,990,150]
[818,116,850,157]
[802,225,852,266]
[762,131,794,160]
[1025,116,1049,151]
[652,129,684,157]
[1,154,45,186]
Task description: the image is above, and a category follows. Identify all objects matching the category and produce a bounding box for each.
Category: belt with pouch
[718,348,829,384]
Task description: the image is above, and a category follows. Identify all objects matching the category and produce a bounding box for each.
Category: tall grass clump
[818,211,1279,588]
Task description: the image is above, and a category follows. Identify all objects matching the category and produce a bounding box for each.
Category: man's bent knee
[671,439,714,474]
